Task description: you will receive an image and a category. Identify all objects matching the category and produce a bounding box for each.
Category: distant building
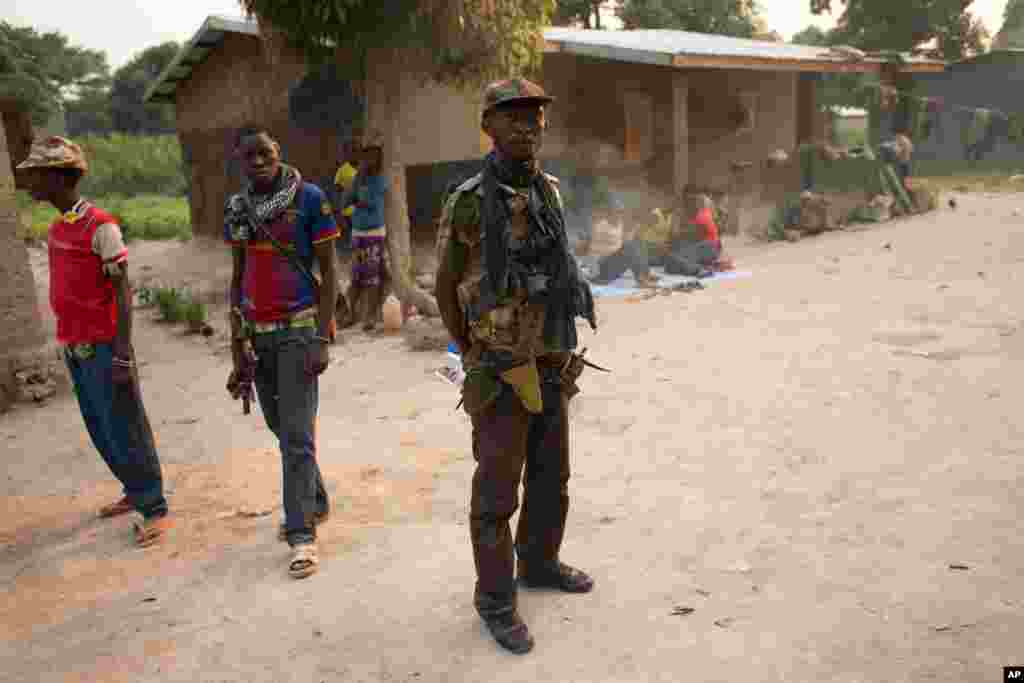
[879,50,1024,171]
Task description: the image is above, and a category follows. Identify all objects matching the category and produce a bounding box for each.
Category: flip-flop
[289,543,319,579]
[99,497,134,518]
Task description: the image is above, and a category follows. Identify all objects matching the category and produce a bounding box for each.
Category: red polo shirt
[48,200,127,345]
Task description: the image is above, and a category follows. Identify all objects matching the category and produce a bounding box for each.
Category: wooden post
[671,71,689,232]
[796,74,817,145]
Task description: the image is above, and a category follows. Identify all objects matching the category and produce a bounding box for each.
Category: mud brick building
[144,15,483,244]
[539,29,943,235]
[147,17,942,242]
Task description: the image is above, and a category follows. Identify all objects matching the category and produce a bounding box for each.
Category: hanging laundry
[962,109,992,149]
[1008,113,1024,144]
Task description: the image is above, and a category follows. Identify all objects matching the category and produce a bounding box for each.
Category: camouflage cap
[483,78,553,113]
[16,136,88,173]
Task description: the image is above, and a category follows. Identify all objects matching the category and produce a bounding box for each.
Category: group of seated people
[581,193,730,286]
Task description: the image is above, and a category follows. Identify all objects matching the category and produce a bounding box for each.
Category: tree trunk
[373,49,439,317]
[0,113,46,412]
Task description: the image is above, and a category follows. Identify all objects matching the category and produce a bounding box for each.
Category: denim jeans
[251,327,329,546]
[664,240,722,276]
[65,343,167,519]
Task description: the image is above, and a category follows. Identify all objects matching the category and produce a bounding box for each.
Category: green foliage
[791,27,878,112]
[184,300,209,331]
[994,0,1024,48]
[240,0,555,90]
[66,42,179,136]
[809,0,989,60]
[0,21,109,124]
[135,284,207,330]
[617,0,760,37]
[16,192,191,243]
[791,25,830,46]
[65,86,114,135]
[75,134,186,196]
[152,286,189,323]
[110,42,178,134]
[833,115,868,147]
[766,205,789,241]
[553,0,607,28]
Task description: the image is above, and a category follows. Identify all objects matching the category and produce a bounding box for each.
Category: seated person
[589,200,659,287]
[664,194,722,278]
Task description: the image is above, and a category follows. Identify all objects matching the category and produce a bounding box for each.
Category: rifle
[229,307,257,415]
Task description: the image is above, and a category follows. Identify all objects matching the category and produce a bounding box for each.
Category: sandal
[134,515,174,548]
[99,496,134,518]
[277,509,330,542]
[289,543,319,579]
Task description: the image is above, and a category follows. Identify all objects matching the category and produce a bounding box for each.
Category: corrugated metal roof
[544,27,943,71]
[952,48,1024,65]
[143,15,257,103]
[145,18,944,104]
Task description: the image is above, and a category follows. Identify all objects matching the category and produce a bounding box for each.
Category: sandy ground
[2,193,1023,682]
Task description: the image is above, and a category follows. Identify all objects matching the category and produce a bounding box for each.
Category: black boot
[519,560,594,593]
[476,589,534,654]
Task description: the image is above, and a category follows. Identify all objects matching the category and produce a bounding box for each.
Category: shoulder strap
[241,195,321,294]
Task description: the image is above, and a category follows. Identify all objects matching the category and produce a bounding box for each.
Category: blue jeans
[65,343,167,518]
[251,327,329,546]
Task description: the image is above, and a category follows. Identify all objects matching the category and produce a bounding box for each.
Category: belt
[246,308,318,335]
[64,343,98,360]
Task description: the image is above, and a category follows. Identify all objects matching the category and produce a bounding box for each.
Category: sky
[3,0,1012,70]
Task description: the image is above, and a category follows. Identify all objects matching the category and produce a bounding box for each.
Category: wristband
[112,357,134,368]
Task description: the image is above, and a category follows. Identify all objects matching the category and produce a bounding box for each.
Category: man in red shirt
[19,137,170,547]
[664,194,723,278]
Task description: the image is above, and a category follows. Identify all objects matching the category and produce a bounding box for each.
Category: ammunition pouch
[500,360,543,414]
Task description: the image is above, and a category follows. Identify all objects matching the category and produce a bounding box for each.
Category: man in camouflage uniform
[434,79,598,654]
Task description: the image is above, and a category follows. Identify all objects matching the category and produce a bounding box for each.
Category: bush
[184,300,208,331]
[153,285,189,323]
[76,134,186,197]
[16,192,191,242]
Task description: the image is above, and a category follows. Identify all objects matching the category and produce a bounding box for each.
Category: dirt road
[2,193,1022,682]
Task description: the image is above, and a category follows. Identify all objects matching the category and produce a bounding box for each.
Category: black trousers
[469,378,571,615]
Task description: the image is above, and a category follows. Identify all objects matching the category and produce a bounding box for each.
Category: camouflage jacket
[434,170,568,368]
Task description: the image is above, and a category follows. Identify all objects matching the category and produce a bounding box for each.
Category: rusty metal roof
[145,18,944,104]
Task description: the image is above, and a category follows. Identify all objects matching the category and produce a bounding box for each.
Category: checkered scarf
[225,165,302,239]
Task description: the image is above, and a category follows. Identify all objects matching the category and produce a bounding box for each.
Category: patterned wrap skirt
[351,231,387,288]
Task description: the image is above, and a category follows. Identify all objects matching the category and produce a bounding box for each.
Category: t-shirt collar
[62,198,89,224]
